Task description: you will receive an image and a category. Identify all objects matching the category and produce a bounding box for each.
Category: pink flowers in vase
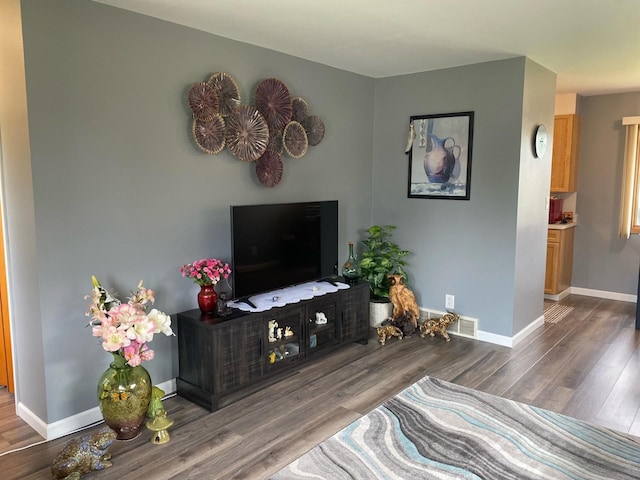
[86,276,174,367]
[179,258,231,286]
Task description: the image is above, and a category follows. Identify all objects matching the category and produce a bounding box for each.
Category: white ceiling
[94,0,640,96]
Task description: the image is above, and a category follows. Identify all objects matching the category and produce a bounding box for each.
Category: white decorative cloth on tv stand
[228,281,350,313]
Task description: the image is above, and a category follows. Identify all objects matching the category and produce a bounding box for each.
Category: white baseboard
[18,378,176,442]
[476,330,513,347]
[475,316,544,348]
[16,401,48,440]
[512,315,545,347]
[544,287,571,301]
[570,287,637,303]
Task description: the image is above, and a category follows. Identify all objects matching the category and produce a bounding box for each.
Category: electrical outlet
[445,294,455,310]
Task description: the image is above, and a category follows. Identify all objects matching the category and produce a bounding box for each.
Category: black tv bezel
[230,200,339,302]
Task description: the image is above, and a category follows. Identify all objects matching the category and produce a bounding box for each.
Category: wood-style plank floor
[1,294,638,479]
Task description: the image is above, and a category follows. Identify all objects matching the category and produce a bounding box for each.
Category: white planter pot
[369,301,393,328]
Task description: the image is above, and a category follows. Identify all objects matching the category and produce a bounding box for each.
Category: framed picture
[407,111,474,200]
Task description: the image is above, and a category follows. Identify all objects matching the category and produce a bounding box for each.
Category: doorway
[0,217,13,391]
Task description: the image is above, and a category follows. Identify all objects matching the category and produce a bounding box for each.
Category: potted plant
[359,225,412,326]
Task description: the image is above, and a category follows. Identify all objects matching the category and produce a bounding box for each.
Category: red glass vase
[197,284,217,314]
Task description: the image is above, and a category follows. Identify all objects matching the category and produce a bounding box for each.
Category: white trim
[570,286,636,303]
[476,314,544,349]
[622,116,640,126]
[18,378,176,441]
[513,315,545,347]
[16,401,48,439]
[545,286,636,303]
[477,330,513,347]
[46,406,103,441]
[544,287,571,301]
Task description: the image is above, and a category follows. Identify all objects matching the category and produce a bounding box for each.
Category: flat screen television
[230,200,338,300]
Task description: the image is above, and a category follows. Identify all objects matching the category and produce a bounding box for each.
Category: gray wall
[512,59,557,334]
[371,58,555,337]
[10,0,560,426]
[572,92,640,294]
[18,0,374,423]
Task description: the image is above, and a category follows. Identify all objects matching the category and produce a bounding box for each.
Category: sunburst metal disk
[207,72,241,117]
[188,82,219,122]
[268,128,284,155]
[283,121,308,159]
[192,115,226,154]
[255,150,284,187]
[225,105,269,162]
[303,115,325,146]
[254,78,292,132]
[291,96,309,123]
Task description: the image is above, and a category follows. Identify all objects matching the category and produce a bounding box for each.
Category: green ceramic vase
[97,353,152,440]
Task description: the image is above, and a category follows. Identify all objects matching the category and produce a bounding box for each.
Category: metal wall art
[186,73,325,188]
[406,111,474,200]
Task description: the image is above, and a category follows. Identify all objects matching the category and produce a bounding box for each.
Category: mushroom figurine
[146,409,174,445]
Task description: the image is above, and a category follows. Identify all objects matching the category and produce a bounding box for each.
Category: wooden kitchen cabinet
[545,227,575,295]
[551,114,580,192]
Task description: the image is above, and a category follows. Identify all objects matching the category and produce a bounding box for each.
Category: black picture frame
[407,111,474,200]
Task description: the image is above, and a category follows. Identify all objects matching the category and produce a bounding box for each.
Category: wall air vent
[418,308,478,339]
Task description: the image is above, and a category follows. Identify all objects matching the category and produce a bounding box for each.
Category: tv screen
[230,200,338,299]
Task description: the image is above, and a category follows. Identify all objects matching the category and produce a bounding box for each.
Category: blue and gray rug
[271,376,640,479]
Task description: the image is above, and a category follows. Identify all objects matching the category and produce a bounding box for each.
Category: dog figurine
[420,312,460,342]
[51,426,117,480]
[376,325,404,345]
[388,274,419,335]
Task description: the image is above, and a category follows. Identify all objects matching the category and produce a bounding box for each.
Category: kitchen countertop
[548,223,577,230]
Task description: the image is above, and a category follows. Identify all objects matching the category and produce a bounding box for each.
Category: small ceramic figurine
[376,325,404,345]
[420,311,460,342]
[146,408,174,445]
[315,312,328,324]
[387,274,419,336]
[284,326,294,337]
[51,426,117,480]
[268,320,278,342]
[147,385,165,419]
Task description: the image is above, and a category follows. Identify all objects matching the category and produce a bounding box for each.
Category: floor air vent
[418,308,478,339]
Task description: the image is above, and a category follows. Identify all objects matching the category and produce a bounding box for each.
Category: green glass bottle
[341,241,361,283]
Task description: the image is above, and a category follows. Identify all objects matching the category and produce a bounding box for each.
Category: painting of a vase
[407,111,474,200]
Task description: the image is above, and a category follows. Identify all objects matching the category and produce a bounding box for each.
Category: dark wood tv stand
[176,280,370,411]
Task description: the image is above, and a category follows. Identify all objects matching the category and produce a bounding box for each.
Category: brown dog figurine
[376,325,403,345]
[420,312,460,342]
[387,274,420,335]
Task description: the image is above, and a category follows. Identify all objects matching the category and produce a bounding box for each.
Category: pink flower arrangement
[179,258,231,286]
[86,276,174,368]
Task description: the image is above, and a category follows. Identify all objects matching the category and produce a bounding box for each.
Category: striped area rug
[544,300,575,324]
[271,376,640,479]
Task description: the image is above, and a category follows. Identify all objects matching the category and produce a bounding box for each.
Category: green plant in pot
[359,225,412,326]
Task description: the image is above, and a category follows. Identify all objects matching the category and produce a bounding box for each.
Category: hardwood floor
[1,294,639,479]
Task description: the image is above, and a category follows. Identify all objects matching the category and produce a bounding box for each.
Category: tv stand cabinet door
[305,297,339,354]
[264,307,305,372]
[216,316,263,393]
[341,282,370,342]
